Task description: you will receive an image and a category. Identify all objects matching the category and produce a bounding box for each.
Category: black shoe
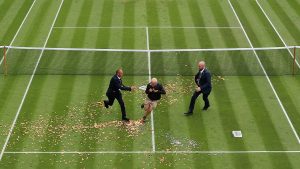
[104,101,109,108]
[141,104,144,109]
[122,117,130,122]
[202,106,209,111]
[184,112,193,116]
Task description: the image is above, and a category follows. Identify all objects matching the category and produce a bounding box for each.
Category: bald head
[198,61,206,71]
[116,68,123,78]
[151,78,158,87]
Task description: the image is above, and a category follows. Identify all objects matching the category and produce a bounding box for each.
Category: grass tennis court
[0,0,300,168]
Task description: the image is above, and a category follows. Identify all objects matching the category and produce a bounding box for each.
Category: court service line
[228,0,300,144]
[53,26,241,29]
[0,0,65,161]
[0,0,38,65]
[4,150,300,154]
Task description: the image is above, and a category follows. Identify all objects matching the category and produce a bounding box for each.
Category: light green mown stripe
[12,0,59,47]
[286,0,300,18]
[185,0,216,157]
[0,76,31,153]
[231,0,281,47]
[192,1,253,167]
[3,75,49,169]
[237,76,294,168]
[0,77,18,119]
[74,77,98,169]
[71,0,94,48]
[46,0,73,47]
[232,0,292,76]
[208,0,263,154]
[0,0,15,20]
[34,76,77,168]
[112,2,136,168]
[213,81,252,168]
[270,76,300,140]
[266,0,300,45]
[167,1,207,168]
[0,0,29,45]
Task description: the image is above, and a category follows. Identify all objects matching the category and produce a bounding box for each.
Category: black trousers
[105,92,127,118]
[188,91,210,113]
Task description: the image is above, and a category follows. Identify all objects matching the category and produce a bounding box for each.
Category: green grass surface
[0,0,300,168]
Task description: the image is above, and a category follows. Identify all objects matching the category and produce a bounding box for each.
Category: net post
[3,46,8,76]
[293,46,296,76]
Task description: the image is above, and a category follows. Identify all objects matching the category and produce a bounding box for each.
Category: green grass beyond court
[0,0,300,168]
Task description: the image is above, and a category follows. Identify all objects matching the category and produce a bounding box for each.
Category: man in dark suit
[184,61,212,115]
[104,68,136,122]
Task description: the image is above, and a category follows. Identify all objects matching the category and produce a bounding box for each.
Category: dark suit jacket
[194,68,212,94]
[106,75,131,96]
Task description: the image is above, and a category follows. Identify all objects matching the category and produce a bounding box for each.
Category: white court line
[146,27,156,152]
[53,26,241,29]
[4,150,300,154]
[0,0,65,161]
[228,0,300,144]
[256,0,300,69]
[0,0,38,65]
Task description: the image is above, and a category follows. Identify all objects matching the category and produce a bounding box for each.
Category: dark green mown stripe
[35,76,76,168]
[0,77,17,119]
[95,0,114,48]
[286,0,300,18]
[168,0,212,168]
[232,1,292,76]
[166,1,189,167]
[0,0,15,25]
[209,0,250,74]
[232,0,281,46]
[238,77,293,168]
[188,0,252,167]
[267,0,300,45]
[71,0,94,48]
[36,1,94,164]
[75,77,101,169]
[112,3,136,168]
[167,0,193,74]
[186,0,215,152]
[4,76,48,169]
[21,0,54,46]
[146,0,160,27]
[0,0,31,45]
[46,0,72,47]
[146,0,165,76]
[270,77,300,138]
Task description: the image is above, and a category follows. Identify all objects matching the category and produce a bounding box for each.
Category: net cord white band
[4,45,300,53]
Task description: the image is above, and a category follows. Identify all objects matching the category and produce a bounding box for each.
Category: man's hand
[195,87,201,92]
[153,89,159,93]
[149,88,153,92]
[131,86,137,91]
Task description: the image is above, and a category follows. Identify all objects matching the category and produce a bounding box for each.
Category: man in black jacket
[141,78,166,123]
[184,61,212,115]
[104,68,136,122]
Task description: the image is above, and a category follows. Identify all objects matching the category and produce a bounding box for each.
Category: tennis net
[1,46,299,76]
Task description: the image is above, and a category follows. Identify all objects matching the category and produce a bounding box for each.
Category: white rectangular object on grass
[232,131,243,138]
[139,85,147,91]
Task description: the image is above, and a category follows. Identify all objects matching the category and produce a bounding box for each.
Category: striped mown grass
[0,0,300,168]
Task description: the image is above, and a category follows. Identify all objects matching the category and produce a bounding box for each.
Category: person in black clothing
[104,68,136,122]
[141,78,166,123]
[184,61,212,115]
